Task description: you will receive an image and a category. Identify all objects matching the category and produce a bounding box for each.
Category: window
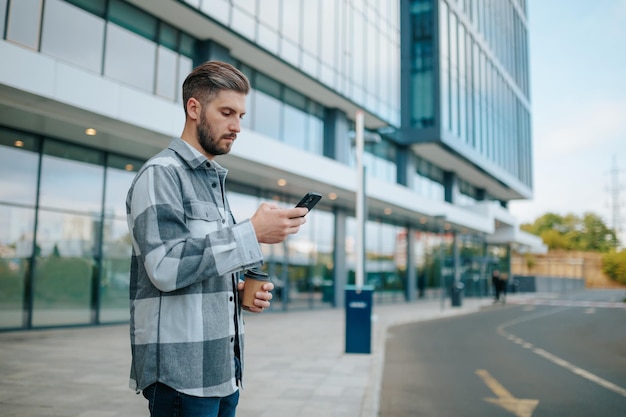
[6,0,42,50]
[104,23,156,93]
[0,128,39,205]
[0,0,8,39]
[99,154,143,323]
[40,0,105,73]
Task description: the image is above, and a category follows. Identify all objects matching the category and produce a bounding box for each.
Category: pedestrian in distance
[492,269,502,303]
[499,272,508,304]
[126,61,309,417]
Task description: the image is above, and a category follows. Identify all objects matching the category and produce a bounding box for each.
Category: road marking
[584,307,595,314]
[498,306,626,399]
[509,299,626,309]
[476,369,539,417]
[531,348,626,398]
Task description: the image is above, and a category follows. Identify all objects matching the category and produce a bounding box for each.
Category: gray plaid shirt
[126,137,263,397]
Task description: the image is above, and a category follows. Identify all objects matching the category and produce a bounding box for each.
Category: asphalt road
[379,289,626,417]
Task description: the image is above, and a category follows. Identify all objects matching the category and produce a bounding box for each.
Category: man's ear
[186,97,201,120]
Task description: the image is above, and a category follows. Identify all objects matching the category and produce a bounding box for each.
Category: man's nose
[229,118,241,133]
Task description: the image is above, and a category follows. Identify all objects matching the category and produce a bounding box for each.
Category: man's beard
[196,113,234,156]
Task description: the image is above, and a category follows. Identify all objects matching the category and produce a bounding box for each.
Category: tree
[602,250,626,285]
[521,212,618,252]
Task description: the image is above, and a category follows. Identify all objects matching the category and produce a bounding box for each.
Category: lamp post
[347,110,381,290]
[355,110,365,291]
[345,110,380,354]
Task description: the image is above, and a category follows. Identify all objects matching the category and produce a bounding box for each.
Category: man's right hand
[250,202,308,244]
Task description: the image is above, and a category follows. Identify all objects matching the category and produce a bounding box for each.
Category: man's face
[196,90,246,158]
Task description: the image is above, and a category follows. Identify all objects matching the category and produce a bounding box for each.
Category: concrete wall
[511,275,586,293]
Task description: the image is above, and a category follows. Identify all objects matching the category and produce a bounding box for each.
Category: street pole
[355,110,365,291]
[345,110,373,354]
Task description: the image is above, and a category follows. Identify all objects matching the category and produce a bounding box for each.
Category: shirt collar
[168,137,227,173]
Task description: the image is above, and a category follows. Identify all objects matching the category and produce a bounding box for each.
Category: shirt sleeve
[127,163,263,292]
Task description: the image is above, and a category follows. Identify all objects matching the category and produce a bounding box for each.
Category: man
[491,269,502,304]
[126,61,308,417]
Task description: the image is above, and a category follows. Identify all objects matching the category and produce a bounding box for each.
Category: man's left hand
[238,281,274,313]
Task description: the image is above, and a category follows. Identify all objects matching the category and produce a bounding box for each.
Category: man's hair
[182,61,250,114]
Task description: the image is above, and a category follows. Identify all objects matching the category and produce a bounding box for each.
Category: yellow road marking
[476,369,539,417]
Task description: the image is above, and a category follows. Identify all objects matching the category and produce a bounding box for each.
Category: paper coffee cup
[242,268,270,308]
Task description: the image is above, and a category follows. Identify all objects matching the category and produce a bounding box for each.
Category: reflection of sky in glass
[105,168,136,219]
[39,154,104,214]
[0,206,35,252]
[36,211,96,257]
[0,146,38,204]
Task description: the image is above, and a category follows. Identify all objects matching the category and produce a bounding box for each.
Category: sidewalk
[0,296,500,417]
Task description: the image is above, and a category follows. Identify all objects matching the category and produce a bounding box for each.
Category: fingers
[242,290,272,313]
[251,205,307,244]
[287,207,309,218]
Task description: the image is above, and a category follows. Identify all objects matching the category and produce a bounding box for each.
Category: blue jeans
[142,383,239,417]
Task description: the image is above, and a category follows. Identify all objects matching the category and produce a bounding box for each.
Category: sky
[508,0,626,234]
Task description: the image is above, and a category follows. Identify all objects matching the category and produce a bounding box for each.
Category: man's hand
[250,202,308,244]
[238,280,274,313]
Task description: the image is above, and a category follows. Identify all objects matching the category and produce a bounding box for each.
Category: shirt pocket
[183,199,224,238]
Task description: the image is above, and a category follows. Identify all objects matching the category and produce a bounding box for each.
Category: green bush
[602,250,626,285]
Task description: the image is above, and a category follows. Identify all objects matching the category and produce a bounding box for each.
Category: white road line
[532,348,626,398]
[498,305,626,399]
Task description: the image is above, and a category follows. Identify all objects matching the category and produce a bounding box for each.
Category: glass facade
[181,0,401,126]
[6,0,195,102]
[239,65,326,156]
[408,0,532,191]
[0,125,342,329]
[0,127,145,329]
[0,0,529,329]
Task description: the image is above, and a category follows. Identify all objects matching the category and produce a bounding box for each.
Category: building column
[476,187,486,201]
[444,171,460,204]
[333,207,348,308]
[194,40,233,66]
[324,108,351,164]
[453,232,461,284]
[405,226,416,301]
[397,146,416,189]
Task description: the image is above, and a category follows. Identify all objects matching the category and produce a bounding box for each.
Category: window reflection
[99,154,142,322]
[104,23,156,93]
[258,0,279,30]
[32,210,96,326]
[99,217,132,322]
[252,90,282,139]
[0,205,35,329]
[413,230,447,299]
[0,0,7,37]
[283,106,308,150]
[6,0,42,50]
[156,46,178,100]
[0,129,39,205]
[364,220,405,303]
[39,141,104,214]
[282,208,334,310]
[40,0,105,73]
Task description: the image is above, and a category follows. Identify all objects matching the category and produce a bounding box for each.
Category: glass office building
[0,0,542,330]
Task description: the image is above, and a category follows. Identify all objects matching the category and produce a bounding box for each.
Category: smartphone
[295,192,322,213]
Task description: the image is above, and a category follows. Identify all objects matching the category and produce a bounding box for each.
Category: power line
[608,156,625,248]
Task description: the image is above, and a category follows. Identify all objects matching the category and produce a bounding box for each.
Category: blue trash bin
[345,285,374,354]
[450,282,464,307]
